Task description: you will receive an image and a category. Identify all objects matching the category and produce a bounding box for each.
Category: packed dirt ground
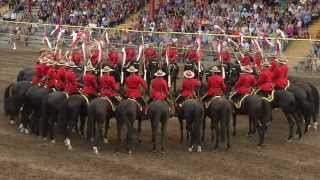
[0,49,320,180]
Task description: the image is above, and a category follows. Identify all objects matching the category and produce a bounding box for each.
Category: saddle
[128,98,143,111]
[254,89,274,102]
[203,95,222,109]
[101,96,121,111]
[229,91,250,109]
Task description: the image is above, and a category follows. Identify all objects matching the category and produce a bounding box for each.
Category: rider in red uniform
[254,52,262,71]
[82,64,98,99]
[202,66,227,102]
[125,47,136,65]
[125,66,148,114]
[71,51,82,66]
[100,66,121,107]
[150,69,169,102]
[45,60,58,89]
[64,62,79,95]
[167,46,178,64]
[108,51,120,68]
[32,59,48,85]
[56,60,67,91]
[257,62,274,97]
[144,46,157,60]
[176,70,201,106]
[272,57,289,90]
[230,65,256,107]
[186,49,199,63]
[90,49,99,66]
[241,52,251,66]
[235,66,257,95]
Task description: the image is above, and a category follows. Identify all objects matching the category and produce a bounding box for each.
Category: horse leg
[48,114,57,143]
[213,118,219,150]
[284,112,295,141]
[115,120,122,152]
[202,116,206,142]
[95,120,104,154]
[137,117,142,143]
[79,114,86,137]
[161,119,167,153]
[103,118,110,144]
[257,122,265,146]
[179,118,184,142]
[126,121,134,154]
[226,119,231,149]
[293,112,303,139]
[232,113,237,136]
[151,118,158,152]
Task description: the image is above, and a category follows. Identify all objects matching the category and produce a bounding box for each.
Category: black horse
[4,81,33,125]
[63,94,88,150]
[115,98,143,154]
[232,94,272,146]
[147,100,170,153]
[17,67,35,82]
[176,99,204,152]
[270,90,303,140]
[203,96,232,149]
[87,97,115,154]
[21,85,51,135]
[41,91,68,143]
[288,81,319,132]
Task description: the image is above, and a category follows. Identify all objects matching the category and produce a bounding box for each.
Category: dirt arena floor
[1,49,320,180]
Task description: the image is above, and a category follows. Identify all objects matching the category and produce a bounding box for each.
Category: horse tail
[308,83,319,121]
[3,83,14,116]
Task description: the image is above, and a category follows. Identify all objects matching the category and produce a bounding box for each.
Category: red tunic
[125,74,147,99]
[32,64,48,85]
[272,64,288,89]
[186,49,199,62]
[181,78,201,97]
[100,74,119,97]
[56,67,66,90]
[257,69,274,92]
[71,52,82,65]
[82,72,98,96]
[221,51,231,63]
[151,77,169,100]
[125,48,135,63]
[241,55,251,66]
[167,47,177,63]
[254,54,262,70]
[64,70,79,94]
[235,73,256,94]
[144,47,157,59]
[90,50,99,65]
[207,74,226,96]
[108,51,119,67]
[46,67,58,88]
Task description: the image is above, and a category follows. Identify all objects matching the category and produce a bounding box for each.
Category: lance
[165,48,171,88]
[120,47,126,85]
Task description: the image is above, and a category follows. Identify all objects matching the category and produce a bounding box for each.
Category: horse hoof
[127,150,133,155]
[197,146,202,153]
[308,125,312,131]
[9,120,15,125]
[188,146,193,152]
[103,138,109,144]
[18,124,23,129]
[160,150,166,155]
[67,145,73,151]
[19,128,24,133]
[287,139,293,143]
[93,146,99,154]
[51,140,56,144]
[24,129,30,134]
